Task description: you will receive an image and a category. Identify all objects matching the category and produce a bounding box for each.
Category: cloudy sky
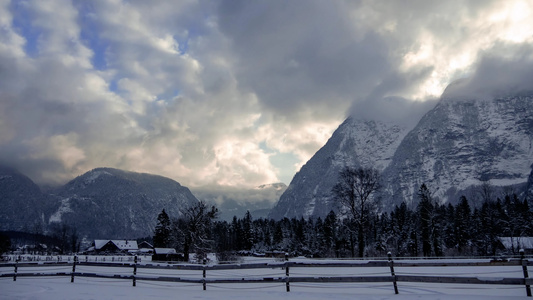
[0,0,532,189]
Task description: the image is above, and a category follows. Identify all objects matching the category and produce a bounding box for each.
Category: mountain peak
[269,117,409,220]
[381,94,533,206]
[270,91,533,219]
[1,167,199,239]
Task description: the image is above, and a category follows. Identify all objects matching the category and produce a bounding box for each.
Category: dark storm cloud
[216,0,392,116]
[443,44,533,100]
[349,96,439,129]
[349,67,438,128]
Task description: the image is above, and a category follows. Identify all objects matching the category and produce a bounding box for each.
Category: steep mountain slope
[269,118,409,219]
[382,94,533,206]
[0,166,51,231]
[270,89,533,219]
[50,168,199,239]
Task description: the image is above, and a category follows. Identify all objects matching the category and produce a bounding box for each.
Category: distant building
[137,241,154,255]
[498,237,533,254]
[86,240,139,254]
[138,241,153,249]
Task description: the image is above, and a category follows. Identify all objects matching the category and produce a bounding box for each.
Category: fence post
[133,255,137,287]
[285,253,290,292]
[203,258,207,291]
[520,249,532,297]
[13,259,18,281]
[388,252,399,294]
[71,256,77,283]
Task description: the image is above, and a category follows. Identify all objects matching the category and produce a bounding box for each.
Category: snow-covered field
[1,257,531,299]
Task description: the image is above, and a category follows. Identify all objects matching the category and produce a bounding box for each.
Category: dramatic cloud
[442,44,533,100]
[0,0,532,189]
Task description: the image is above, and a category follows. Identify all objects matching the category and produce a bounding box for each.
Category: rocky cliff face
[268,118,408,219]
[381,95,533,206]
[270,93,533,219]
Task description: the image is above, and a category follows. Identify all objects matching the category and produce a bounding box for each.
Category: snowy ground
[1,256,531,299]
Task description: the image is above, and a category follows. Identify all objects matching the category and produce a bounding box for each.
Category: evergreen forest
[154,183,533,260]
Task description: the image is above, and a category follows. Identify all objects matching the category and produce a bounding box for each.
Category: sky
[0,0,532,189]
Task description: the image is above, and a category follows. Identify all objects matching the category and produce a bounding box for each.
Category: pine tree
[273,222,284,246]
[0,233,10,255]
[242,211,254,250]
[443,203,456,252]
[417,184,434,257]
[153,209,171,248]
[391,202,413,256]
[431,203,445,257]
[323,211,337,257]
[455,196,471,253]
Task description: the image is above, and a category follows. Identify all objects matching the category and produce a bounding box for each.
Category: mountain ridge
[0,167,200,239]
[270,92,533,219]
[268,117,409,219]
[381,94,533,206]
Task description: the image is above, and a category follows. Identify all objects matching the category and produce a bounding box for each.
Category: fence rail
[1,254,532,296]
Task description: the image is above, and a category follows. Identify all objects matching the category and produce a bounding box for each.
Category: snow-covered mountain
[382,94,533,206]
[50,168,199,238]
[0,167,199,239]
[270,92,533,219]
[268,118,409,219]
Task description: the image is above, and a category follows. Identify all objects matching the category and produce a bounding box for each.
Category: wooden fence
[1,253,532,296]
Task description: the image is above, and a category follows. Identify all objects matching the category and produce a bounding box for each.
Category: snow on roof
[498,237,533,250]
[93,240,139,250]
[94,240,109,249]
[138,241,153,248]
[112,240,138,250]
[154,248,177,254]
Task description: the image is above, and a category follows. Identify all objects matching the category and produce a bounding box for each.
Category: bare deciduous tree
[175,201,218,262]
[333,166,381,257]
[478,180,494,203]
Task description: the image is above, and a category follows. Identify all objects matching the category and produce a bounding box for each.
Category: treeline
[0,225,79,255]
[155,185,532,259]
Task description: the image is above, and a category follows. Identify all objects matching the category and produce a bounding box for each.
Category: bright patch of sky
[260,141,300,185]
[77,3,107,70]
[9,1,39,57]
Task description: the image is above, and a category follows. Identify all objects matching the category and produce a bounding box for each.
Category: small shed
[498,237,533,254]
